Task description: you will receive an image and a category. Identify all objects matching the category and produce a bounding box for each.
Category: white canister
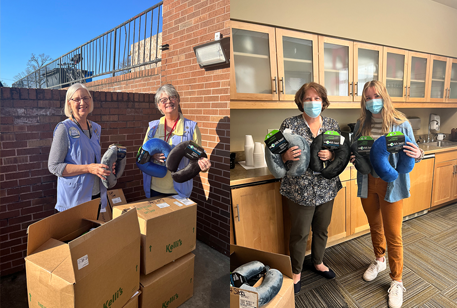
[253,142,264,168]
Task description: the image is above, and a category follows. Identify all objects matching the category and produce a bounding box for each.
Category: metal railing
[13,2,162,89]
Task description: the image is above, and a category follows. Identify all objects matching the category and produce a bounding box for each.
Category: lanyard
[164,118,178,143]
[72,118,92,139]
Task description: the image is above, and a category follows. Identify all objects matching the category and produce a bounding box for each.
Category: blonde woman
[351,80,423,308]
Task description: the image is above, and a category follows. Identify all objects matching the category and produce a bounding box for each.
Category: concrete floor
[0,240,229,308]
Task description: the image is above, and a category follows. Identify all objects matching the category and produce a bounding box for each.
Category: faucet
[428,119,439,143]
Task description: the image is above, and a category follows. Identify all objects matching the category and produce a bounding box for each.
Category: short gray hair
[64,83,93,117]
[154,84,180,115]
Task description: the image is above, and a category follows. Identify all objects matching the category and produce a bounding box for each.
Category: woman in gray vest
[142,84,211,198]
[48,83,112,212]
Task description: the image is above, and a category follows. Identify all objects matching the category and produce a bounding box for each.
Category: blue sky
[0,0,162,86]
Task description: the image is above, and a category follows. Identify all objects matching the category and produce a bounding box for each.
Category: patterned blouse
[279,114,343,206]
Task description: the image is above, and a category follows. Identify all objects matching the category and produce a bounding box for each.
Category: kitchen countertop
[230,141,457,187]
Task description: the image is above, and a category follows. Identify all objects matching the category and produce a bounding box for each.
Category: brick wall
[0,87,160,276]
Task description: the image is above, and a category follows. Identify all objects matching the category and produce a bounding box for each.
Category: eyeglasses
[159,95,177,104]
[70,96,91,103]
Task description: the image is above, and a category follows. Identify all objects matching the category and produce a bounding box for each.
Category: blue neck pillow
[309,132,350,179]
[370,134,415,182]
[136,138,172,178]
[166,140,207,183]
[265,132,310,178]
[101,144,127,188]
[350,141,372,175]
[231,261,283,307]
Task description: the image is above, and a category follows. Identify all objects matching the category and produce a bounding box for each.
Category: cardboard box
[113,195,197,274]
[139,253,194,308]
[25,199,141,308]
[123,290,141,308]
[100,189,128,222]
[230,245,295,308]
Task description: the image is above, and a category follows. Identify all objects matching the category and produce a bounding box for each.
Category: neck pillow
[264,131,310,178]
[101,144,127,188]
[231,261,283,307]
[309,131,350,179]
[370,133,415,182]
[350,137,373,175]
[166,140,207,183]
[136,138,172,178]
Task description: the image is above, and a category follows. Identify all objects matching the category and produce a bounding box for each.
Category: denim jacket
[354,120,418,203]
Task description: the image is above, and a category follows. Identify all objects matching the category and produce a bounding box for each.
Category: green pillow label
[386,132,405,153]
[357,136,374,156]
[184,141,204,160]
[265,130,289,154]
[322,131,341,149]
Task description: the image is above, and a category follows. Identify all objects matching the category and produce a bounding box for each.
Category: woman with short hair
[48,83,112,212]
[142,84,211,198]
[280,82,342,294]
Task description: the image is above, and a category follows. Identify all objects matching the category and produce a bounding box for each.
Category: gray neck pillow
[101,144,127,188]
[231,261,283,307]
[265,132,310,178]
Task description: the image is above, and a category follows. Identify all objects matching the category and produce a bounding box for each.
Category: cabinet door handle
[408,86,410,98]
[404,86,407,98]
[349,82,353,96]
[450,88,452,99]
[273,77,277,94]
[280,77,284,94]
[354,82,358,96]
[236,204,240,221]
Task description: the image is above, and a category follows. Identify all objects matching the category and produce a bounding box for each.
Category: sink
[419,141,457,148]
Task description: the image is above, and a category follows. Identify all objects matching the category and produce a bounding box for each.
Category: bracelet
[415,148,424,162]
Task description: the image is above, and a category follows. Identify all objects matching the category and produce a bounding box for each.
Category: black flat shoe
[312,266,336,279]
[294,281,301,294]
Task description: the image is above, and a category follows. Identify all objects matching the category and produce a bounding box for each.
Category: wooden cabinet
[428,57,457,103]
[403,156,434,216]
[318,37,383,103]
[231,181,285,254]
[349,178,370,234]
[230,21,278,101]
[383,48,431,102]
[432,150,457,207]
[449,59,457,102]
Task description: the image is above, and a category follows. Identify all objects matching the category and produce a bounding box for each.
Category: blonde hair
[357,80,408,136]
[64,83,93,117]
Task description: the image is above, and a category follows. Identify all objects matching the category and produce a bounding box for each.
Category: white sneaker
[363,258,386,281]
[388,280,405,308]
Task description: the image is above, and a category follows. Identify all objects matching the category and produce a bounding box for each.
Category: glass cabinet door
[383,48,407,101]
[448,59,457,101]
[407,52,430,102]
[429,55,448,102]
[230,21,278,101]
[276,29,318,101]
[319,37,353,102]
[354,43,383,98]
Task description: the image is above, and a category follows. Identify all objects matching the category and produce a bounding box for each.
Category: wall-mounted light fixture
[193,34,230,70]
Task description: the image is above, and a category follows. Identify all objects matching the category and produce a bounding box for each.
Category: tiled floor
[295,202,457,308]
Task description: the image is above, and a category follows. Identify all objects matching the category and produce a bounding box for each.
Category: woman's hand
[403,142,421,159]
[350,154,356,165]
[318,149,333,161]
[153,153,165,163]
[198,157,211,172]
[112,162,116,175]
[88,163,111,180]
[281,146,301,163]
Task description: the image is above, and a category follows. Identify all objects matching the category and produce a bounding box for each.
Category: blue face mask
[366,98,384,114]
[303,101,322,118]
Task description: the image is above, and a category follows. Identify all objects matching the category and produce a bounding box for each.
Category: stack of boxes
[113,194,197,308]
[24,190,197,308]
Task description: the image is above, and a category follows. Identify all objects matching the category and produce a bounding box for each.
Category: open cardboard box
[99,189,128,222]
[113,195,197,275]
[230,245,294,308]
[25,199,141,308]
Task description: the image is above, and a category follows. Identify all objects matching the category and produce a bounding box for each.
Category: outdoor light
[193,36,230,70]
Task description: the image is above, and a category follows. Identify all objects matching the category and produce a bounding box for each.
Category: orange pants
[361,174,403,281]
